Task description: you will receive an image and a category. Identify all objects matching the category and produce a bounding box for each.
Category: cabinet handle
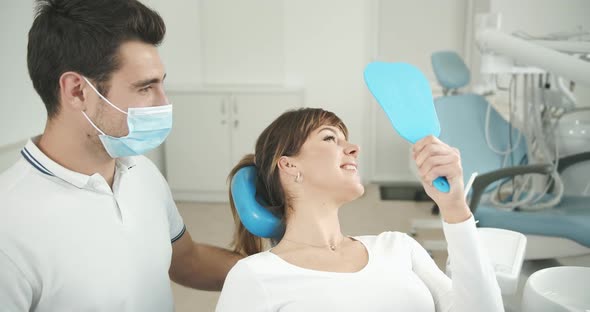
[221,99,228,125]
[231,95,238,128]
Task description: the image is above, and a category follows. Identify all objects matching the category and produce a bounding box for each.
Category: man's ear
[58,72,89,112]
[277,156,299,177]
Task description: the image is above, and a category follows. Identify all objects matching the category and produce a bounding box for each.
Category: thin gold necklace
[281,236,346,251]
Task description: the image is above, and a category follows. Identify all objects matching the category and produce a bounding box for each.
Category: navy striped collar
[21,147,54,176]
[21,137,136,189]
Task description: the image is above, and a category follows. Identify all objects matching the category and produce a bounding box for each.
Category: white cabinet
[165,89,303,202]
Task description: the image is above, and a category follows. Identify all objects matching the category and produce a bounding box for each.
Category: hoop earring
[295,171,302,183]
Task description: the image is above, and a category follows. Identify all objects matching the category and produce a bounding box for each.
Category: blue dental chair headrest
[431,51,470,91]
[231,166,284,238]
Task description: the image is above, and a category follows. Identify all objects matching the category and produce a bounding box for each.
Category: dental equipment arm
[477,29,590,86]
[529,40,590,54]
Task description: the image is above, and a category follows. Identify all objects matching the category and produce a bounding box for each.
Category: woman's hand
[412,136,471,224]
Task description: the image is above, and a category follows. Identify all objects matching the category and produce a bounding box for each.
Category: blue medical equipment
[231,166,284,238]
[364,62,450,193]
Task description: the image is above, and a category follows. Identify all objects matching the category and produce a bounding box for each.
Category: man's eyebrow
[131,74,167,88]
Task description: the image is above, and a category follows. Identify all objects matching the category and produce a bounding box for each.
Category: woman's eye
[323,135,336,142]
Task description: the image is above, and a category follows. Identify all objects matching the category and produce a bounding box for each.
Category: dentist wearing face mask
[80,76,174,158]
[0,1,242,311]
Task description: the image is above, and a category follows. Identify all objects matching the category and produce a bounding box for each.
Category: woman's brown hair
[228,108,348,256]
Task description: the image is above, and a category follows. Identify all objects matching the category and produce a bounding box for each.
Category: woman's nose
[345,143,360,158]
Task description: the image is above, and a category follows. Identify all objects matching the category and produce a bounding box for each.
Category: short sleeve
[143,156,185,243]
[0,249,33,311]
[166,197,185,243]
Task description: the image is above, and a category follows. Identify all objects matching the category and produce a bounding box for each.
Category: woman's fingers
[414,139,469,219]
[422,163,462,186]
[413,138,462,186]
[412,135,440,156]
[418,154,458,180]
[414,144,450,168]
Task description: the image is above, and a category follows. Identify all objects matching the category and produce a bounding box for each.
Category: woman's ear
[277,156,299,177]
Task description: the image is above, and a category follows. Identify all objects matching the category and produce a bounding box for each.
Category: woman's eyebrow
[316,127,338,135]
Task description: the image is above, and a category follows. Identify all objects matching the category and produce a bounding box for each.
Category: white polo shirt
[0,137,185,312]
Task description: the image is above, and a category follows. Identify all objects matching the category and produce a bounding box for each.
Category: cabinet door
[230,93,303,164]
[165,93,232,200]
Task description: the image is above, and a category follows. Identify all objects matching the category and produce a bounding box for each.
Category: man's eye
[139,86,152,93]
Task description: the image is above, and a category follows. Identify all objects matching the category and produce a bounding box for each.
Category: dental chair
[431,50,590,260]
[431,50,471,96]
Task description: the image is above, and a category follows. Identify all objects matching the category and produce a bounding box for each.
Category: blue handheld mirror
[364,62,450,193]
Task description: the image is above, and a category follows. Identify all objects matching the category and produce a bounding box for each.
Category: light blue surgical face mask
[81,77,173,158]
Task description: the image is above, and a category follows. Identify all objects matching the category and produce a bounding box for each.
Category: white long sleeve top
[216,216,503,312]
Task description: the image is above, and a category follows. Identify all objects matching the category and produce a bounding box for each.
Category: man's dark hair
[27,0,166,118]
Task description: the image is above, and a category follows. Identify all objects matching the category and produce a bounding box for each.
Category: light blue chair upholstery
[435,94,526,188]
[431,51,470,94]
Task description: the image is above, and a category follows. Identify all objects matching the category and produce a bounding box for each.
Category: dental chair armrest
[468,164,554,213]
[557,151,590,174]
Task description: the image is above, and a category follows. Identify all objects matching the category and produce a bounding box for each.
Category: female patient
[216,108,503,311]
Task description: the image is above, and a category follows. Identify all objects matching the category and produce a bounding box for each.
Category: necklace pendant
[329,245,336,251]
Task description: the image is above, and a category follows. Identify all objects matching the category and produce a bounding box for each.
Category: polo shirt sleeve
[143,156,186,243]
[0,249,33,311]
[163,181,185,243]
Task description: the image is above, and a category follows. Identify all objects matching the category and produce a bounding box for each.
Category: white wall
[282,0,373,181]
[0,1,45,152]
[144,0,203,88]
[371,0,468,182]
[200,0,284,85]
